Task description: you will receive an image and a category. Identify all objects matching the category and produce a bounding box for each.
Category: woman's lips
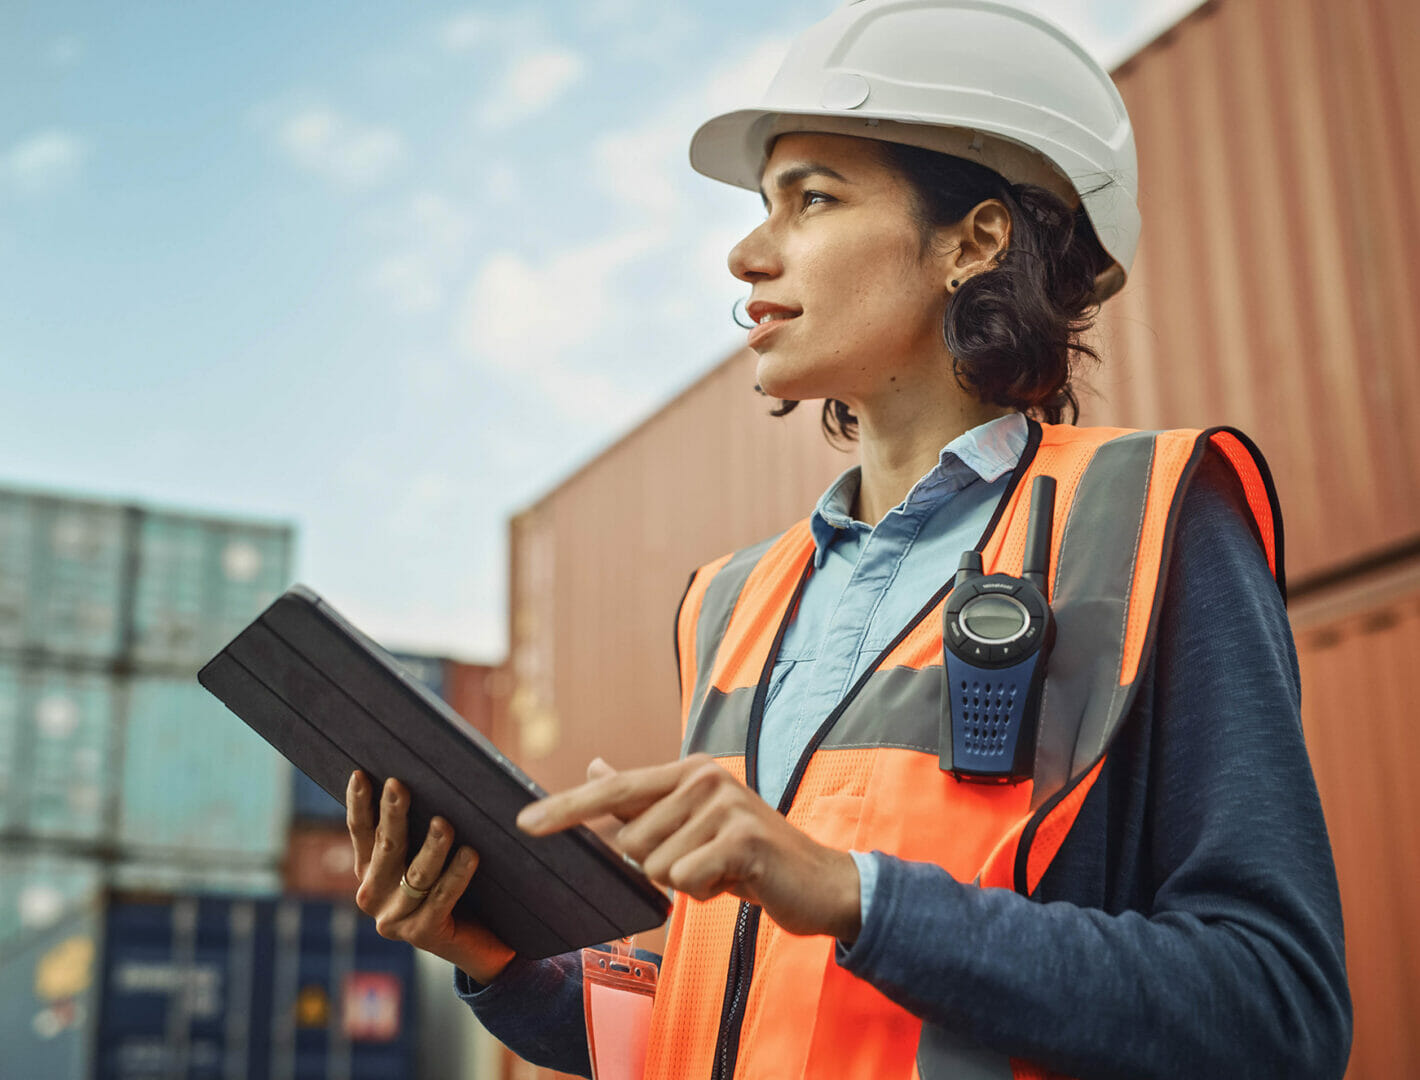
[747,312,798,348]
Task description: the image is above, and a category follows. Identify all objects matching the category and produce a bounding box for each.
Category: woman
[345,3,1350,1077]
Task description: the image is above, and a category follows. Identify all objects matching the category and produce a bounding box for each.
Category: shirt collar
[809,412,1029,566]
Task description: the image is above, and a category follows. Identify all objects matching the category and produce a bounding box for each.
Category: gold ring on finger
[399,871,431,901]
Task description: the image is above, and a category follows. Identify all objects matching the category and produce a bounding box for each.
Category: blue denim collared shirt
[754,411,1029,913]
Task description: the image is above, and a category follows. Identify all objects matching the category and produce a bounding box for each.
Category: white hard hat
[690,0,1140,301]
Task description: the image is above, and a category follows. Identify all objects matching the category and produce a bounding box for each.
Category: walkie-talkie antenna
[1021,476,1056,594]
[954,549,983,588]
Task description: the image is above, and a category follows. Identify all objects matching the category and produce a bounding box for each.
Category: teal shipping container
[0,660,117,840]
[0,661,291,864]
[0,484,292,671]
[0,852,103,952]
[131,514,290,669]
[119,674,291,860]
[0,491,129,660]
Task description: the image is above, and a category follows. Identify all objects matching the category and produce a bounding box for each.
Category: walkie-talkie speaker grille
[958,679,1020,758]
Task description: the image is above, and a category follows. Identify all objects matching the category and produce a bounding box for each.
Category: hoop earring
[732,297,755,330]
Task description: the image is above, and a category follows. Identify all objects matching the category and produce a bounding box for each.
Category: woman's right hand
[346,769,516,985]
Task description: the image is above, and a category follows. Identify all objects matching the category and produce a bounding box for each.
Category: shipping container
[1291,566,1420,1079]
[0,896,103,1080]
[0,659,118,841]
[119,673,291,862]
[95,895,416,1080]
[284,825,357,901]
[0,491,128,659]
[1084,0,1420,583]
[0,851,103,953]
[0,892,419,1080]
[130,513,291,669]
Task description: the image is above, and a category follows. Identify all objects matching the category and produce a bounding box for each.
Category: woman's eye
[801,190,834,210]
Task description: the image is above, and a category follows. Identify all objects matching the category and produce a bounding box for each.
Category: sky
[1,0,1201,661]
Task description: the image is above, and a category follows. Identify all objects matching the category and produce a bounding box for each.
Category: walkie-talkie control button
[946,620,967,648]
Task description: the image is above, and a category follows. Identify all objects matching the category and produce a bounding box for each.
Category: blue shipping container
[94,895,416,1080]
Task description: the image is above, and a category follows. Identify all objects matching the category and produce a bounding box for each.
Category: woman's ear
[945,198,1012,287]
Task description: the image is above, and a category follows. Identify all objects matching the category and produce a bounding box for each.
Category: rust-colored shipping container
[1291,567,1420,1078]
[445,659,503,740]
[283,824,357,900]
[1088,0,1420,584]
[491,0,1420,1076]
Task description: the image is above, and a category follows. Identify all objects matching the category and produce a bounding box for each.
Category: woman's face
[728,133,954,409]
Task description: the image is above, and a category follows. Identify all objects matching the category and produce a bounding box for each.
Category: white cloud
[367,191,476,314]
[455,229,662,418]
[474,48,586,130]
[2,130,87,195]
[277,106,404,188]
[438,11,492,52]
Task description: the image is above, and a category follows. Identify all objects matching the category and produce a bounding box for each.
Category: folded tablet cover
[198,586,669,960]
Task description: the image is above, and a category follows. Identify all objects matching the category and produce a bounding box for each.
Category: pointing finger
[517,758,700,836]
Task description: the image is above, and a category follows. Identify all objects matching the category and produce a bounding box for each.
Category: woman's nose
[728,221,780,283]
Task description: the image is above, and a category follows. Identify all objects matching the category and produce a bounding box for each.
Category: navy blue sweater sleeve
[837,454,1352,1078]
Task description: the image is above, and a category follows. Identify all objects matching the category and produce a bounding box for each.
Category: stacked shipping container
[494,0,1420,1075]
[0,485,506,1077]
[0,487,295,954]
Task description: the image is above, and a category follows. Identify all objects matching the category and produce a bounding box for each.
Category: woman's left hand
[516,754,861,943]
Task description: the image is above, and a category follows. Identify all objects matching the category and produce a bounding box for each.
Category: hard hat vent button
[820,73,871,110]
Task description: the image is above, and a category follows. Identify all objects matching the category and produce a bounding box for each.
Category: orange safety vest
[643,422,1282,1080]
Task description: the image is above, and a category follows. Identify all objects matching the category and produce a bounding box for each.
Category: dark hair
[768,141,1114,440]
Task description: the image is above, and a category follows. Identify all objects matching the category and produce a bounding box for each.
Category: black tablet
[197,585,670,960]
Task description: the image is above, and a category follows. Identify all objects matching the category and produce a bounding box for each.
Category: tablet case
[198,586,670,960]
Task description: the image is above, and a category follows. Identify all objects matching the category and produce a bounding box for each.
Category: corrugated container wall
[1086,0,1420,583]
[0,893,419,1080]
[498,0,1419,1076]
[0,486,295,952]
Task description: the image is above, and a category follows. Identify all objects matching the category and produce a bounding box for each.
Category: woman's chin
[754,358,824,404]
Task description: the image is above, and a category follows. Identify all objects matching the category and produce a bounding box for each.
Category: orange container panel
[1085,0,1420,582]
[444,660,500,739]
[1292,566,1420,1080]
[284,824,358,900]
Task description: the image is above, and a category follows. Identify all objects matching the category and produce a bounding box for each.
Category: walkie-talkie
[941,476,1058,783]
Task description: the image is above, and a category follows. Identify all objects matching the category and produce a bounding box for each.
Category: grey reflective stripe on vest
[821,664,940,753]
[917,1022,1015,1080]
[683,535,778,752]
[689,643,945,759]
[1029,431,1157,808]
[683,684,755,758]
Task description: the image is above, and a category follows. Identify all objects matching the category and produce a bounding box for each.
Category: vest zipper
[709,900,761,1080]
[704,427,1043,1078]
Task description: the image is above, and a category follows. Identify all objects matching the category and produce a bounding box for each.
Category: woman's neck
[850,390,1013,526]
